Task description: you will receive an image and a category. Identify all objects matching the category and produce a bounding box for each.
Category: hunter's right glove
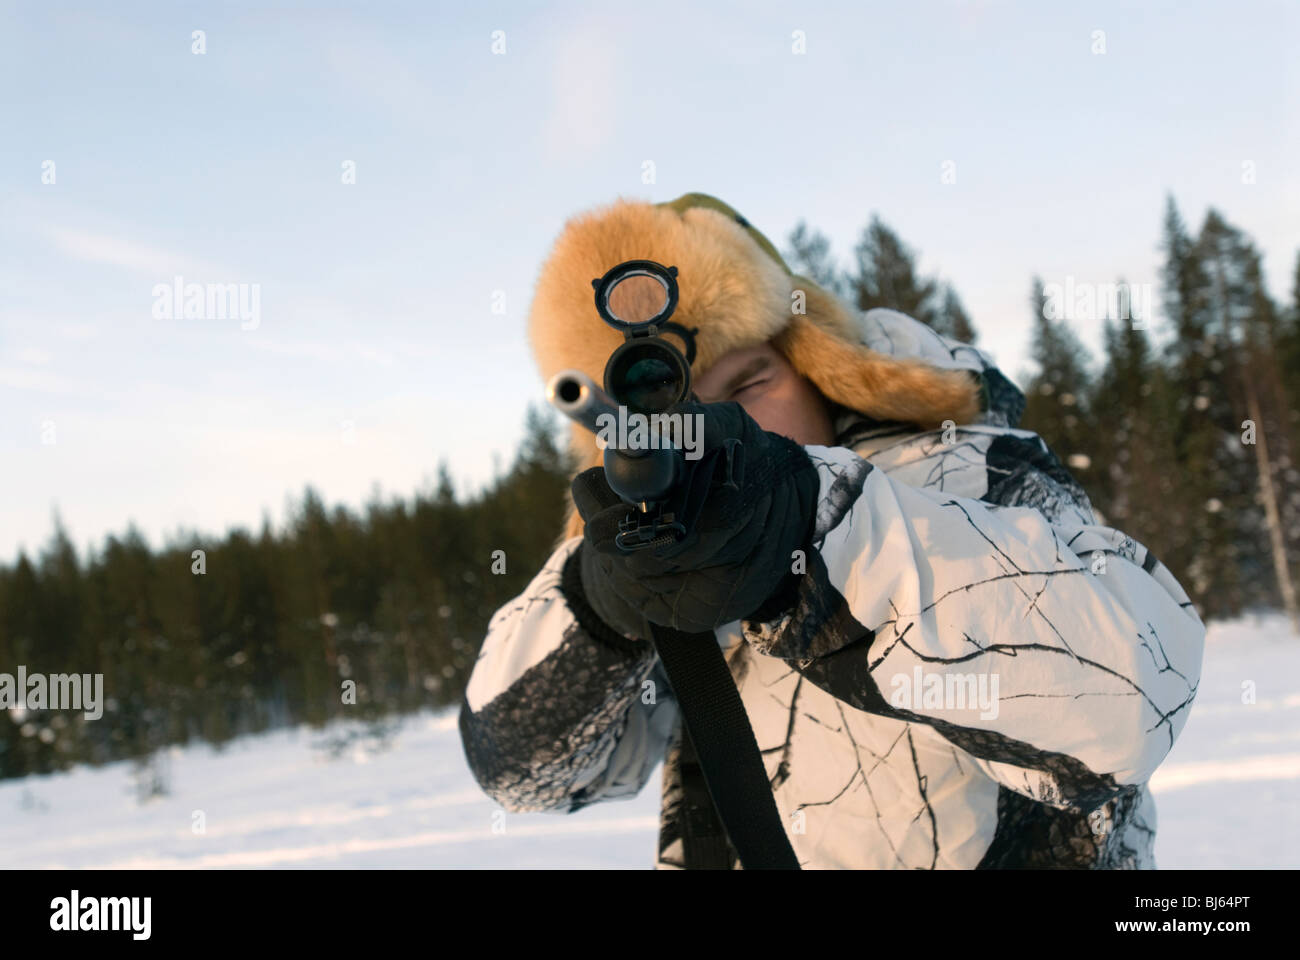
[566,400,820,638]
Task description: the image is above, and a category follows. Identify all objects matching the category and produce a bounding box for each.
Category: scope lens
[621,357,678,411]
[605,340,689,414]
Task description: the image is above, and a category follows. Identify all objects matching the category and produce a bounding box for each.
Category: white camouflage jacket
[459,309,1206,869]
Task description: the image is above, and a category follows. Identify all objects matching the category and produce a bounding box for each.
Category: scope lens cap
[592,260,679,334]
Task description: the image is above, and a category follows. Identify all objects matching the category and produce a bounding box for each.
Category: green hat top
[657,192,792,277]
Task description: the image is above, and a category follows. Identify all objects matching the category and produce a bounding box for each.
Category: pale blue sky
[2,0,1297,563]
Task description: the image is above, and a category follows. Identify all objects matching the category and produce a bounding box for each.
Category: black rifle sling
[675,726,734,869]
[649,623,800,870]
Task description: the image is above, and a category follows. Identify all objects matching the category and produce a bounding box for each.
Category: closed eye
[730,377,770,400]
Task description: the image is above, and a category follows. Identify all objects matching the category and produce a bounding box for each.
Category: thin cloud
[243,336,396,367]
[40,225,232,278]
[0,366,86,396]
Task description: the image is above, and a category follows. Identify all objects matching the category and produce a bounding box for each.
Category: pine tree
[784,221,844,295]
[850,216,939,322]
[1158,199,1249,617]
[1284,253,1300,565]
[784,216,979,343]
[1022,277,1095,478]
[933,285,978,344]
[1198,211,1298,628]
[1089,309,1181,561]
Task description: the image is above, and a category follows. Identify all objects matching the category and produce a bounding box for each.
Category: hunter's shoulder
[822,419,1096,527]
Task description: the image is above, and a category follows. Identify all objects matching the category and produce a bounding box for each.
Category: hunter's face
[694,342,835,447]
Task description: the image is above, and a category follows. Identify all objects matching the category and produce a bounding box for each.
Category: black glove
[570,401,820,637]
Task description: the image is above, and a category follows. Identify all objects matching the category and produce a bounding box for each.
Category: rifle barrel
[546,370,618,436]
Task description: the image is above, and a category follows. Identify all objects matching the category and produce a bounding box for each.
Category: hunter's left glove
[572,400,820,636]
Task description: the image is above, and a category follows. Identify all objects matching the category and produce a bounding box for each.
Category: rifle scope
[591,260,695,414]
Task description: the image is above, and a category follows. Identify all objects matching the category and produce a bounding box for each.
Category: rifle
[546,259,695,550]
[545,258,801,870]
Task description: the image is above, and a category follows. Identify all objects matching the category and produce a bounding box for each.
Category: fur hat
[527,192,981,538]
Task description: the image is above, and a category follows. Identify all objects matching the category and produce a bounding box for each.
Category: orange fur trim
[774,292,981,429]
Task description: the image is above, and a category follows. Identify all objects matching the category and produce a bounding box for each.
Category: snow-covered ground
[2,615,1296,869]
[1144,614,1300,868]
